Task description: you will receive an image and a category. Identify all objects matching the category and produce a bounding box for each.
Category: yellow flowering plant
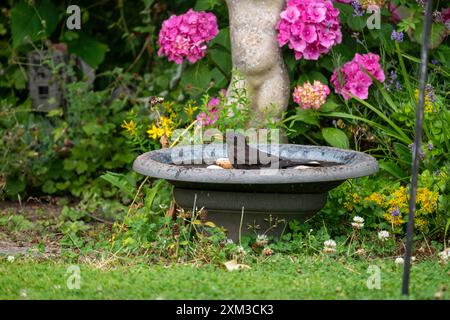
[120,98,199,153]
[321,167,448,239]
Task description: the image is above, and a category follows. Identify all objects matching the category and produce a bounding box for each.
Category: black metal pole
[402,0,434,296]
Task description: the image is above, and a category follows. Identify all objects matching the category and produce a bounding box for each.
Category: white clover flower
[378,230,390,241]
[323,240,337,254]
[395,257,404,265]
[236,245,246,256]
[262,247,273,256]
[7,255,15,263]
[324,239,336,248]
[255,234,269,247]
[351,216,364,229]
[438,248,450,262]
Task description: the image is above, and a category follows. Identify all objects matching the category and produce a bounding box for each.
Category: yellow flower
[352,193,361,204]
[383,209,404,227]
[159,116,174,138]
[121,120,137,136]
[147,123,164,140]
[344,202,354,212]
[416,187,438,214]
[159,116,173,128]
[184,103,198,118]
[361,0,385,9]
[147,116,175,140]
[415,218,428,230]
[387,186,408,210]
[365,192,386,207]
[162,101,174,112]
[414,89,433,113]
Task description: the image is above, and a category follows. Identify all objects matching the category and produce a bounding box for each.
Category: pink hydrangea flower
[158,9,218,64]
[293,80,330,110]
[196,96,221,126]
[330,52,385,100]
[276,0,342,60]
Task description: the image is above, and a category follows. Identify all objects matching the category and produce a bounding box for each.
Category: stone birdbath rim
[133,144,379,185]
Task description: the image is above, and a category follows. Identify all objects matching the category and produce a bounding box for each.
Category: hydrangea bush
[330,53,385,100]
[276,0,342,60]
[157,9,219,64]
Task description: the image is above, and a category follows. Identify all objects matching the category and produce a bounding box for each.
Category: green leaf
[320,100,339,113]
[145,180,163,215]
[195,0,221,10]
[204,221,216,228]
[42,180,57,194]
[100,171,136,196]
[82,121,101,135]
[55,181,71,190]
[297,71,328,85]
[52,123,67,141]
[141,0,155,9]
[208,48,231,77]
[76,161,88,174]
[292,109,319,126]
[11,68,27,90]
[11,0,59,48]
[210,28,230,49]
[393,143,412,165]
[436,45,450,70]
[321,128,349,149]
[5,177,26,196]
[180,62,212,97]
[379,161,407,179]
[413,21,447,49]
[64,32,108,68]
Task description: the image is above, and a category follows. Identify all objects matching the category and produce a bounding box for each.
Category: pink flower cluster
[330,53,385,100]
[158,9,218,64]
[276,0,342,60]
[293,81,330,110]
[443,8,450,24]
[196,97,221,126]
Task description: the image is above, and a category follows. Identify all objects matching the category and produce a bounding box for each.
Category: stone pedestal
[226,0,290,125]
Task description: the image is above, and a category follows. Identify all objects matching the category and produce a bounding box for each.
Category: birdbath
[133,1,379,241]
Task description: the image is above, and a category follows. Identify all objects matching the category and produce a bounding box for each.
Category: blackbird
[225,132,321,169]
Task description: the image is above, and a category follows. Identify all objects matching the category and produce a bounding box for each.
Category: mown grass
[1,255,448,300]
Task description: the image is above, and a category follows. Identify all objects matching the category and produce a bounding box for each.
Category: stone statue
[225,0,290,125]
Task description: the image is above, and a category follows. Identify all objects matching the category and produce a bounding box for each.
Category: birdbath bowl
[133,144,378,241]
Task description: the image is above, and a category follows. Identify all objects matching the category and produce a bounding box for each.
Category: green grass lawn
[1,256,448,300]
